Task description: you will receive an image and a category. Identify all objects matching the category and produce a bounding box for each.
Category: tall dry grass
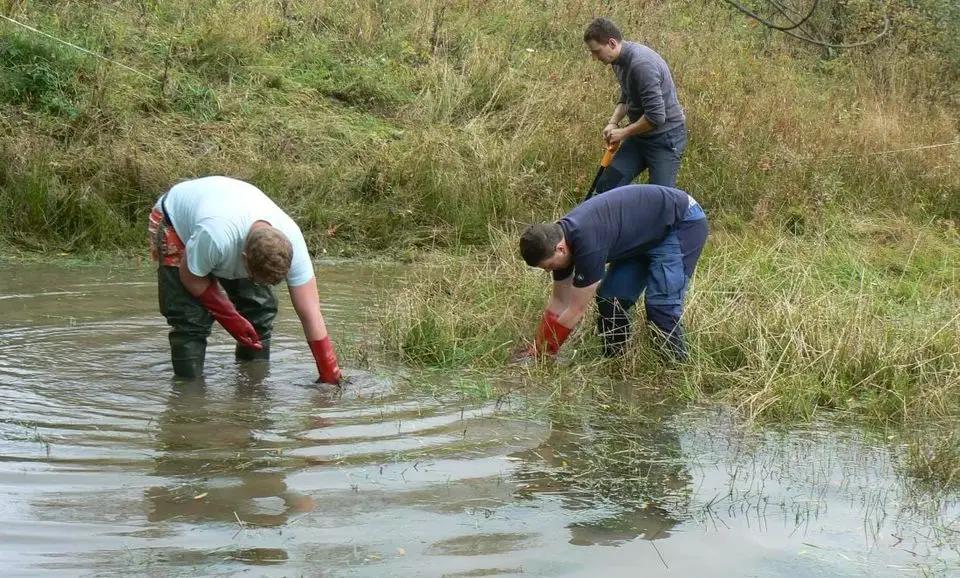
[0,0,957,252]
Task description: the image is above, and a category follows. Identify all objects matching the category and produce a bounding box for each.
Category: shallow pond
[0,261,957,576]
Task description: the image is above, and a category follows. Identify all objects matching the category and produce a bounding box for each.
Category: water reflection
[2,262,958,576]
[146,363,315,528]
[511,396,692,547]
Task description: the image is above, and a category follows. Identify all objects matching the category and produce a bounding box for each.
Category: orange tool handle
[600,142,620,168]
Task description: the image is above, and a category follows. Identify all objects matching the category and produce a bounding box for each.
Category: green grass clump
[902,428,960,493]
[380,217,960,425]
[0,35,85,117]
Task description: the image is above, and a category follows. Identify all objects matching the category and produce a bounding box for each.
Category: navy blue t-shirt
[553,184,690,287]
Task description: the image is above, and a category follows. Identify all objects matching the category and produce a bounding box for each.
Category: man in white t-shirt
[147,176,341,384]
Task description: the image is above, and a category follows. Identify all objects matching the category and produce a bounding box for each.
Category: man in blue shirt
[584,17,688,191]
[518,184,708,360]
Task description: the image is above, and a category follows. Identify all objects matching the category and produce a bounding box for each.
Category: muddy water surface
[0,261,958,577]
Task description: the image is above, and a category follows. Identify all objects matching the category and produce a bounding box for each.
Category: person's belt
[159,193,174,227]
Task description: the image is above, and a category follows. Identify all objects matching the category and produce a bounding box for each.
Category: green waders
[154,220,278,379]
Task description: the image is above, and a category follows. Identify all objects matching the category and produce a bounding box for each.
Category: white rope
[0,14,160,83]
[821,140,960,161]
[864,141,960,156]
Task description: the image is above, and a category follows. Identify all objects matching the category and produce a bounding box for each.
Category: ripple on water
[1,264,958,577]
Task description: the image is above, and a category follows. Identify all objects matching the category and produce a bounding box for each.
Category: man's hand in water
[509,342,540,367]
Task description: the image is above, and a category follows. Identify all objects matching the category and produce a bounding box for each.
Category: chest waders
[153,199,278,379]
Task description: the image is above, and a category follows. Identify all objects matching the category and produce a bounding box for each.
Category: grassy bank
[380,216,960,427]
[1,0,958,254]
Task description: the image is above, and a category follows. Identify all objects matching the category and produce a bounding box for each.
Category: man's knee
[645,302,681,334]
[160,269,213,378]
[646,248,687,310]
[646,155,681,187]
[646,127,686,187]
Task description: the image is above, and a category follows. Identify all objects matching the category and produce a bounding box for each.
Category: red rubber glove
[196,281,262,350]
[530,310,572,357]
[309,336,342,385]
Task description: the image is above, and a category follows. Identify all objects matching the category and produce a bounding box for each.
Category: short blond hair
[245,226,293,285]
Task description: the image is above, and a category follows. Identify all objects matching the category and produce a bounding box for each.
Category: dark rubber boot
[235,339,271,361]
[646,304,688,362]
[170,339,207,379]
[158,264,213,379]
[220,278,278,362]
[596,297,635,357]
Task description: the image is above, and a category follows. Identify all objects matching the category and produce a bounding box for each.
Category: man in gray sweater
[584,17,688,192]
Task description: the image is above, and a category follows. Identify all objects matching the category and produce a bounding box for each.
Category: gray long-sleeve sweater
[613,41,685,136]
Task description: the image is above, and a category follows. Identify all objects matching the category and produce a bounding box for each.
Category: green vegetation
[382,217,960,426]
[2,0,959,470]
[903,427,960,492]
[0,0,957,254]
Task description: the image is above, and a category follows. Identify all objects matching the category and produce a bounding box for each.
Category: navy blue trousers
[596,200,708,360]
[596,124,688,192]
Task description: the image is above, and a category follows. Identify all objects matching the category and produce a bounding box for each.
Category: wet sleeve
[185,225,221,278]
[285,227,315,288]
[571,250,607,288]
[631,60,665,126]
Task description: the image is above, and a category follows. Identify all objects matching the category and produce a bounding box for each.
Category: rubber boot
[236,339,271,361]
[220,278,278,363]
[597,297,635,357]
[158,262,214,379]
[645,304,688,362]
[170,338,207,379]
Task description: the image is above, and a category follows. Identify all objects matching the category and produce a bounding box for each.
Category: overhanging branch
[722,0,891,49]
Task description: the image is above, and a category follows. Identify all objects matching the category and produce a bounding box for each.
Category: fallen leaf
[193,492,209,500]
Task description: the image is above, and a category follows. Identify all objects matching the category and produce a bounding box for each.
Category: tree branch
[722,0,891,49]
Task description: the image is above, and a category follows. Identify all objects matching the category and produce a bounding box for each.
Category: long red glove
[196,281,262,350]
[309,336,342,385]
[525,310,572,357]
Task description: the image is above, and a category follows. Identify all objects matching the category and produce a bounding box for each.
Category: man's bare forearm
[546,281,572,315]
[289,278,330,341]
[623,116,655,137]
[178,259,213,296]
[607,104,628,126]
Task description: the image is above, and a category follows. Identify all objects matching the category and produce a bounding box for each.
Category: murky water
[1,261,958,577]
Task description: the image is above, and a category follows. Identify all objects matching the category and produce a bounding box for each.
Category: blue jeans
[596,124,688,192]
[595,199,708,360]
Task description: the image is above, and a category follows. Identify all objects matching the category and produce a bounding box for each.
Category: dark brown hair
[245,226,293,285]
[583,17,623,44]
[519,222,564,267]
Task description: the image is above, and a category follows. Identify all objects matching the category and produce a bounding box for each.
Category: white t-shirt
[157,176,314,287]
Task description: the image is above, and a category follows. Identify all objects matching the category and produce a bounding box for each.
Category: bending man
[519,184,708,361]
[148,175,341,383]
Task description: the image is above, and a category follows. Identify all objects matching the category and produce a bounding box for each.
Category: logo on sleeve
[576,274,584,282]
